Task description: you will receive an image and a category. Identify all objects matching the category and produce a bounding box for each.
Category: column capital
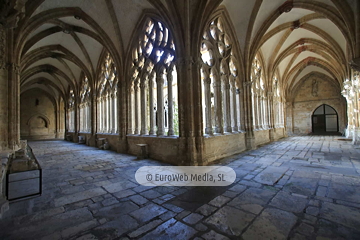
[7,62,20,74]
[175,57,201,68]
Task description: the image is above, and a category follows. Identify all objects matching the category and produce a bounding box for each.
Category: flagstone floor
[1,136,360,239]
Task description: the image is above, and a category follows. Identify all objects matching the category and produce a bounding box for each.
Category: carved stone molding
[7,62,20,74]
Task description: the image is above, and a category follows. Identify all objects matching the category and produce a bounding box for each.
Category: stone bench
[66,135,73,141]
[78,136,85,144]
[136,144,148,160]
[97,138,110,150]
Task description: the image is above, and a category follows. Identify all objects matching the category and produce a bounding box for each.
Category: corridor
[1,136,360,239]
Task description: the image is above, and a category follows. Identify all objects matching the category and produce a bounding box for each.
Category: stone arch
[27,114,51,128]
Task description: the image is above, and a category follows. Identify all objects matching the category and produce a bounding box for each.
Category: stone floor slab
[253,166,289,185]
[242,208,297,240]
[204,206,255,236]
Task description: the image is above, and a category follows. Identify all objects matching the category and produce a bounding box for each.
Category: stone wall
[288,75,346,135]
[20,90,56,140]
[203,133,246,164]
[254,129,271,146]
[127,136,180,165]
[273,128,285,140]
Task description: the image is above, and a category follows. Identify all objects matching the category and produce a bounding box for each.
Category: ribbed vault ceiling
[18,0,355,104]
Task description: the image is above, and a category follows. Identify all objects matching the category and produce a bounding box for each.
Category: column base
[245,132,255,150]
[269,129,275,141]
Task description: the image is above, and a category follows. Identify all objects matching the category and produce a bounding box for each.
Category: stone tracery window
[79,76,91,132]
[68,89,75,132]
[97,53,118,134]
[273,75,284,128]
[128,18,178,136]
[251,56,269,129]
[200,17,241,135]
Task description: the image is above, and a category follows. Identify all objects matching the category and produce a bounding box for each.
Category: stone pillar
[285,101,294,136]
[267,91,275,141]
[149,72,155,135]
[352,71,360,144]
[114,93,118,133]
[253,92,259,129]
[107,94,111,133]
[231,79,238,132]
[243,81,255,149]
[102,97,106,132]
[156,73,165,136]
[214,76,223,134]
[127,83,134,134]
[167,70,174,136]
[140,79,148,135]
[111,94,115,133]
[224,77,232,133]
[203,77,213,135]
[238,86,245,131]
[134,79,140,134]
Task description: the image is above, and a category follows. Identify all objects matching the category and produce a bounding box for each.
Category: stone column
[243,81,255,149]
[114,92,118,133]
[231,79,238,132]
[127,83,134,134]
[253,92,259,129]
[156,74,165,136]
[134,79,140,134]
[285,101,294,135]
[224,77,232,133]
[214,76,223,133]
[167,70,174,136]
[111,94,115,133]
[352,71,360,144]
[140,78,148,135]
[203,77,213,135]
[149,72,155,135]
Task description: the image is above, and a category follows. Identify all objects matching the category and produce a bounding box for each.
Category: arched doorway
[312,104,339,133]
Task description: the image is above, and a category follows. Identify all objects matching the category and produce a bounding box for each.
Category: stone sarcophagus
[6,141,42,201]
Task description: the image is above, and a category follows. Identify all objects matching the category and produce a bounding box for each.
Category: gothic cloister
[1,0,360,239]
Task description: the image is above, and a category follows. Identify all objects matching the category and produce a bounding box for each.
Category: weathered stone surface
[202,230,230,240]
[54,188,107,207]
[283,177,317,196]
[128,219,163,238]
[205,206,255,236]
[208,195,231,207]
[4,208,93,239]
[102,181,137,193]
[94,202,139,219]
[242,208,297,240]
[129,203,167,223]
[320,202,360,230]
[270,191,308,213]
[183,213,203,225]
[140,218,197,240]
[253,166,288,185]
[327,183,360,203]
[92,215,138,239]
[228,187,276,213]
[196,204,217,216]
